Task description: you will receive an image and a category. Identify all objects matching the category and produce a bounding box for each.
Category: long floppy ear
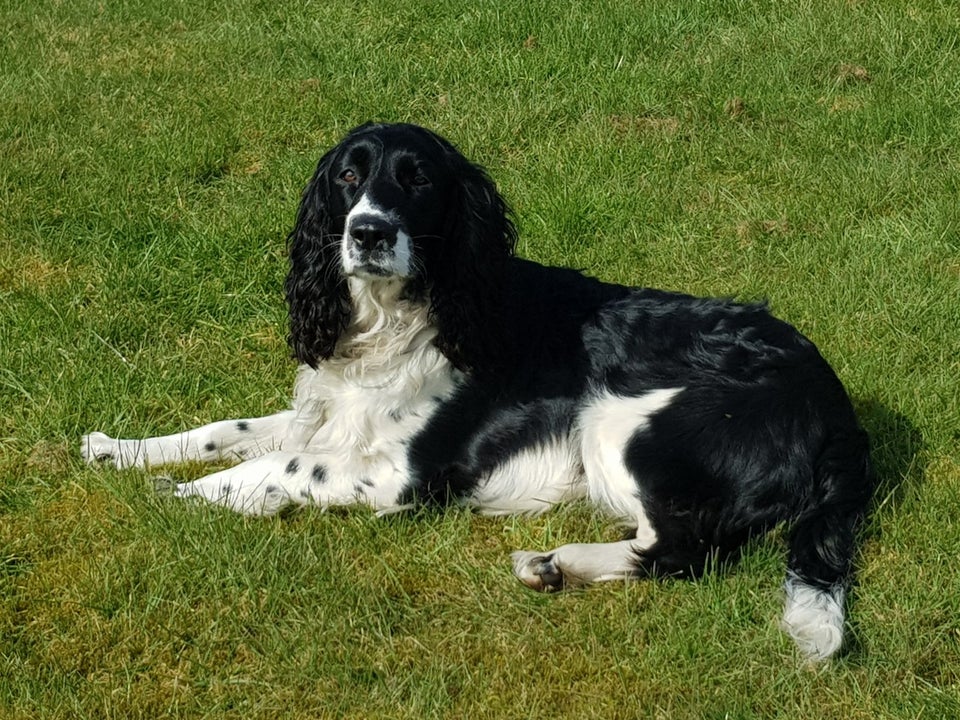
[285,145,349,368]
[428,145,517,373]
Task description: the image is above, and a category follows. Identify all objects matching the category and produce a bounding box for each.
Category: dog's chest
[288,344,457,462]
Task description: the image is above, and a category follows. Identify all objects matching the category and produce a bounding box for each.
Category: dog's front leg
[81,411,296,470]
[172,450,409,516]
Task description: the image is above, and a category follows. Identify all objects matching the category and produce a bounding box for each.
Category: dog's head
[286,123,516,370]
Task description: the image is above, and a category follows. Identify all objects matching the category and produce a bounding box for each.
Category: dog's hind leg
[510,389,679,589]
[511,532,657,591]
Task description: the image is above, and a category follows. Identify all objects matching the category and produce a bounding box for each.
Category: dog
[83,122,874,661]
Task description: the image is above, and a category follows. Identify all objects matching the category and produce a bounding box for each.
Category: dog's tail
[781,427,874,661]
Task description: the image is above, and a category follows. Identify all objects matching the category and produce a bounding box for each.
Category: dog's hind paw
[511,550,565,592]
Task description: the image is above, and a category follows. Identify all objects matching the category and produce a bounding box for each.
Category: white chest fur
[286,279,458,481]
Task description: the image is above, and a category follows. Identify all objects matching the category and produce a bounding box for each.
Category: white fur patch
[782,574,846,661]
[469,441,586,515]
[579,388,682,542]
[344,192,389,229]
[279,280,458,510]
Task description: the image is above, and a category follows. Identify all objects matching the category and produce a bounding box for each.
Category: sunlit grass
[2,0,959,717]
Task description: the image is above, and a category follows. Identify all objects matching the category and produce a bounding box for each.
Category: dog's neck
[335,276,436,362]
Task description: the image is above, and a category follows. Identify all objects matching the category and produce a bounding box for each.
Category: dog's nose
[349,216,397,251]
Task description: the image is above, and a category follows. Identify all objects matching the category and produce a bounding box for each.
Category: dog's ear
[429,145,517,373]
[285,145,349,368]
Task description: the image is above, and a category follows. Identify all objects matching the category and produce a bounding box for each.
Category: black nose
[349,215,397,251]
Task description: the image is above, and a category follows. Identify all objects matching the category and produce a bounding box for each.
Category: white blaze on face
[342,193,413,278]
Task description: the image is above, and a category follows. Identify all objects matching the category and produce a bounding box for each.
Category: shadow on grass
[855,398,925,522]
[844,398,924,661]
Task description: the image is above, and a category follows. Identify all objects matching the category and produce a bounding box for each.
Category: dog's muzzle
[342,211,412,278]
[348,214,398,253]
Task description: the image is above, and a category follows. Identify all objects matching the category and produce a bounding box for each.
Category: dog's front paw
[81,432,116,464]
[511,550,565,592]
[81,432,142,469]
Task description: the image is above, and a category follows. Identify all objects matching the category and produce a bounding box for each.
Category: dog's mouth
[342,239,413,280]
[349,261,395,278]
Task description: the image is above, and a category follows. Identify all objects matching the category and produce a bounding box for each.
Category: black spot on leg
[285,458,300,474]
[220,483,232,497]
[236,421,250,432]
[299,488,313,500]
[388,409,404,422]
[265,485,278,494]
[204,442,217,453]
[311,465,327,484]
[359,477,375,488]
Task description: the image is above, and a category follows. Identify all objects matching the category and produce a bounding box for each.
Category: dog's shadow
[855,398,925,522]
[844,398,924,660]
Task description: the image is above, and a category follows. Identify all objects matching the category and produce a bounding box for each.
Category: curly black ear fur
[426,139,517,374]
[285,145,350,368]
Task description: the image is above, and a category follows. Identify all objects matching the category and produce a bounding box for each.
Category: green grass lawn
[2,0,959,716]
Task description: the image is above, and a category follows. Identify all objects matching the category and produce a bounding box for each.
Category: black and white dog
[83,122,873,661]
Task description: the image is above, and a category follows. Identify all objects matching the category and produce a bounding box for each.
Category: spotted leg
[81,411,295,469]
[173,450,411,516]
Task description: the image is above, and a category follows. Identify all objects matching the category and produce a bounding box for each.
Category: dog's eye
[339,169,359,185]
[411,173,431,187]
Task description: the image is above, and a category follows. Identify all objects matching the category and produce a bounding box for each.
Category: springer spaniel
[83,122,873,661]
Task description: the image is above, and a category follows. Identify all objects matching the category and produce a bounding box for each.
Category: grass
[2,0,959,716]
